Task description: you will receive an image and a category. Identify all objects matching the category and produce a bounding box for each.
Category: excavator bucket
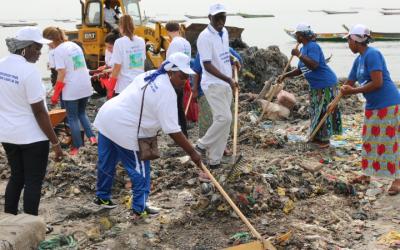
[184,23,244,46]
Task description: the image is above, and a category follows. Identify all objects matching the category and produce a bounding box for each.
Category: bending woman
[94,52,201,219]
[279,23,342,147]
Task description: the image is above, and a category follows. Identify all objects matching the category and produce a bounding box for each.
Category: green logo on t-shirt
[72,55,85,70]
[129,53,144,69]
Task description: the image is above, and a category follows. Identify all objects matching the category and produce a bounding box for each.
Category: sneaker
[93,197,117,209]
[145,205,160,215]
[89,137,97,146]
[131,210,148,221]
[69,147,79,156]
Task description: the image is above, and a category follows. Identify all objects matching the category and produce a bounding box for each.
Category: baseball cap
[292,22,312,34]
[15,27,51,44]
[343,24,370,38]
[209,3,226,16]
[168,52,195,75]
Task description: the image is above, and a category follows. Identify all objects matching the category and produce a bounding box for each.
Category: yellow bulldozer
[65,0,244,95]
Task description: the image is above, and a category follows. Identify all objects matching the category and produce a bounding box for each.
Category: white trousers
[198,84,232,165]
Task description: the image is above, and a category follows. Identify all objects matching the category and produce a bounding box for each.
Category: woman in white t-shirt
[43,27,96,156]
[0,27,63,216]
[105,14,145,99]
[93,53,201,219]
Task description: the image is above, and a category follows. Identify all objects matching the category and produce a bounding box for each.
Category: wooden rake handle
[256,43,300,124]
[199,162,275,250]
[184,92,193,116]
[308,92,343,141]
[232,66,239,160]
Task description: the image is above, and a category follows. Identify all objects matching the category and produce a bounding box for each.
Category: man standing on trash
[195,3,238,169]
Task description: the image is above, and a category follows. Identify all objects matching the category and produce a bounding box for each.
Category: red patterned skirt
[361,105,400,179]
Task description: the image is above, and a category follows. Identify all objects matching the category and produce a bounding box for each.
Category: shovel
[308,92,343,142]
[256,43,300,124]
[200,162,276,250]
[232,66,240,164]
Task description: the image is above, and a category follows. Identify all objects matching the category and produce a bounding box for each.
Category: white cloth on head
[197,24,232,91]
[53,41,93,100]
[110,35,146,93]
[94,71,181,151]
[197,84,232,165]
[0,54,48,144]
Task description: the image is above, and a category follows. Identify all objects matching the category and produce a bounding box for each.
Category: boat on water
[342,24,400,41]
[236,13,274,18]
[381,8,400,10]
[380,10,400,15]
[322,10,359,14]
[0,22,38,27]
[184,13,238,19]
[284,29,347,42]
[285,26,400,42]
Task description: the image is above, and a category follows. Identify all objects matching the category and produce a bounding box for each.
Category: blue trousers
[96,132,150,213]
[63,97,95,148]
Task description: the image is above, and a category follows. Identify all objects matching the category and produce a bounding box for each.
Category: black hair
[104,29,120,44]
[165,21,180,32]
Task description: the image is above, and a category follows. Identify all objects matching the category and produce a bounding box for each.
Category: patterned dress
[361,105,400,179]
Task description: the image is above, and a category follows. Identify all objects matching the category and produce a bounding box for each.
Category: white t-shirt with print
[166,36,191,59]
[197,24,232,91]
[54,41,93,100]
[94,71,181,151]
[110,35,146,93]
[0,54,48,144]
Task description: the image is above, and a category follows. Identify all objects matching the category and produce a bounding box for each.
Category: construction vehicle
[65,0,244,95]
[65,0,171,94]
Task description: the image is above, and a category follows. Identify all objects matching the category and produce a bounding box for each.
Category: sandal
[349,175,371,185]
[388,181,400,196]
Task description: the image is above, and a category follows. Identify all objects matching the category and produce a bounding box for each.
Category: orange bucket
[48,109,66,128]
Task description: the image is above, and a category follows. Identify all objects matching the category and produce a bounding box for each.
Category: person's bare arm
[203,61,238,89]
[169,132,201,167]
[56,68,66,82]
[341,71,383,95]
[31,101,63,161]
[110,63,122,78]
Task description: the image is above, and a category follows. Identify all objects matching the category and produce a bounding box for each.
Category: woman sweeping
[341,24,400,195]
[279,23,342,148]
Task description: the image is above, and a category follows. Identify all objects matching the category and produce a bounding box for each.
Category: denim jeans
[64,97,95,148]
[2,140,49,215]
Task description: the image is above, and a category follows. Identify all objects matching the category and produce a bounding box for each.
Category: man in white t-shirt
[165,21,192,138]
[195,3,238,169]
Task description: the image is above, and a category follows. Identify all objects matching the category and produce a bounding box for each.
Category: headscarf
[350,34,371,44]
[298,30,316,40]
[144,60,179,84]
[5,38,34,54]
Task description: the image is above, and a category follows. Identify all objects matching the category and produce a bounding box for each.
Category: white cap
[209,3,226,16]
[344,24,370,38]
[168,52,195,75]
[15,27,51,44]
[292,22,312,34]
